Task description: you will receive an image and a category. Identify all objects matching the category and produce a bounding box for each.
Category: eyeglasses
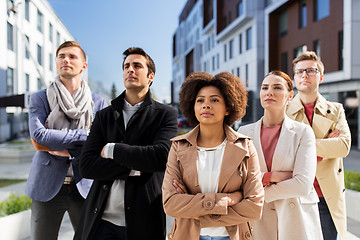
[294,68,319,76]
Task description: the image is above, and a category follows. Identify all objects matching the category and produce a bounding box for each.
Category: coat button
[94,208,98,214]
[327,110,331,113]
[245,231,251,239]
[102,185,108,191]
[203,201,214,209]
[289,202,295,208]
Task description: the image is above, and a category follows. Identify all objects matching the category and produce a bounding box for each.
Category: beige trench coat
[162,125,264,240]
[287,94,351,240]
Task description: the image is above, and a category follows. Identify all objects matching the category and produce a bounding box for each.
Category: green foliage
[0,193,32,217]
[344,170,360,192]
[0,179,26,188]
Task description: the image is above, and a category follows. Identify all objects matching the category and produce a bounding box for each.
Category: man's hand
[327,129,340,138]
[48,149,70,157]
[172,179,188,194]
[271,171,293,183]
[101,145,106,158]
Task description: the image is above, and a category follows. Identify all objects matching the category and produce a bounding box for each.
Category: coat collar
[287,93,329,117]
[172,124,249,146]
[111,90,152,112]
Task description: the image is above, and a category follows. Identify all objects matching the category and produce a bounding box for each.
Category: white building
[172,0,266,124]
[0,0,74,142]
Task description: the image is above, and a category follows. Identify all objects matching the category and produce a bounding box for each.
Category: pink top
[260,124,282,186]
[303,103,324,197]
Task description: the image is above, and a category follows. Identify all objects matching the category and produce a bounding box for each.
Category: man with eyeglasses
[287,51,351,240]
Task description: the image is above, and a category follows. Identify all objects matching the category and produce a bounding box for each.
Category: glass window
[49,23,53,42]
[237,67,240,77]
[279,9,288,37]
[217,53,220,69]
[245,64,249,87]
[25,0,30,21]
[7,22,14,51]
[37,44,42,65]
[25,73,30,92]
[339,31,344,70]
[229,39,234,59]
[224,44,227,62]
[25,35,30,59]
[299,0,307,28]
[7,67,14,95]
[315,0,329,21]
[239,33,242,54]
[212,56,215,71]
[294,45,307,58]
[49,53,53,71]
[37,78,42,90]
[246,27,252,50]
[37,9,43,32]
[314,40,320,57]
[56,31,60,47]
[204,61,207,72]
[237,1,243,17]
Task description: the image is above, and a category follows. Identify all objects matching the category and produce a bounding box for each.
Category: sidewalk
[0,147,360,239]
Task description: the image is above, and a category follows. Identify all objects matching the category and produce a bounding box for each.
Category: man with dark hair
[74,47,178,240]
[287,51,351,240]
[27,41,107,239]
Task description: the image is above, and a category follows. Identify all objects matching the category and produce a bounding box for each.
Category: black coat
[74,91,178,240]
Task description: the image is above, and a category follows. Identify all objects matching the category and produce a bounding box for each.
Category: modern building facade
[264,0,360,147]
[172,0,266,124]
[0,0,75,142]
[172,0,360,148]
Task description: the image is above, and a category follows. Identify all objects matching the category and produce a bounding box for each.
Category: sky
[47,0,187,103]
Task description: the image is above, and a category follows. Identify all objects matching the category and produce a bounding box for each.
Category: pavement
[0,143,359,239]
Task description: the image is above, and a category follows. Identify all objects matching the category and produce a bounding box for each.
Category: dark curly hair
[179,72,248,126]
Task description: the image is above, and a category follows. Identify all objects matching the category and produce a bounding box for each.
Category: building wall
[0,0,75,141]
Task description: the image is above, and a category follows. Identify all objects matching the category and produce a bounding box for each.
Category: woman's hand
[172,179,188,194]
[48,149,70,157]
[227,191,243,206]
[327,129,340,138]
[270,171,292,183]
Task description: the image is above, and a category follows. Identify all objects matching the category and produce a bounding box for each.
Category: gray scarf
[46,77,94,130]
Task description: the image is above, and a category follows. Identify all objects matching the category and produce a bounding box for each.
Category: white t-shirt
[197,139,228,236]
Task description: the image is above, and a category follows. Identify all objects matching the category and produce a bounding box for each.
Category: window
[239,33,242,54]
[208,37,211,51]
[224,44,227,62]
[25,0,30,21]
[294,45,307,58]
[281,52,288,73]
[245,64,249,87]
[315,0,329,21]
[212,56,216,71]
[49,23,53,42]
[299,0,307,28]
[313,40,320,57]
[37,44,42,65]
[56,31,60,47]
[7,67,14,95]
[339,30,344,70]
[37,78,42,90]
[229,39,234,59]
[25,35,30,59]
[204,61,207,72]
[25,73,30,92]
[279,9,288,37]
[37,9,43,32]
[246,27,252,50]
[237,1,243,17]
[49,53,53,71]
[217,53,220,69]
[7,22,14,51]
[237,67,240,77]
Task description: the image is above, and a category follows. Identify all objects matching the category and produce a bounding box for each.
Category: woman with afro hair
[162,72,264,240]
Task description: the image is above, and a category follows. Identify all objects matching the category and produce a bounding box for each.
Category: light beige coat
[286,94,351,239]
[238,116,323,240]
[162,125,264,240]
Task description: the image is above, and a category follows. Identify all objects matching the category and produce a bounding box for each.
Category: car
[177,117,190,128]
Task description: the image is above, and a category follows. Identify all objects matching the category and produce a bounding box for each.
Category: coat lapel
[271,117,295,171]
[253,119,268,173]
